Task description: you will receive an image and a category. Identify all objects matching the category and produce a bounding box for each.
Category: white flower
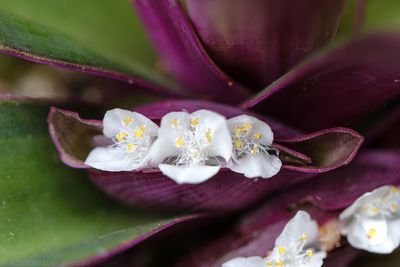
[339,185,400,254]
[223,211,326,267]
[85,108,158,171]
[149,110,232,184]
[226,115,282,178]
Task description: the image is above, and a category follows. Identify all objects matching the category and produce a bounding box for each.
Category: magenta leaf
[242,33,400,131]
[132,0,252,103]
[184,0,346,89]
[289,150,400,210]
[173,150,400,266]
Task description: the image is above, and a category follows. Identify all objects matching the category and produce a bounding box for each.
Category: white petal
[339,186,392,221]
[302,251,326,267]
[158,164,220,184]
[192,110,232,161]
[275,211,319,248]
[103,108,134,138]
[227,115,274,145]
[345,218,398,254]
[132,111,159,136]
[222,256,265,267]
[387,220,400,250]
[147,133,182,165]
[148,112,190,164]
[229,154,282,179]
[103,108,158,138]
[159,111,191,132]
[85,146,146,171]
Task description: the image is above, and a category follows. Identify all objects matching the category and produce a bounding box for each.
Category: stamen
[171,119,180,128]
[390,186,399,195]
[367,228,377,239]
[275,260,284,267]
[127,143,136,153]
[116,131,128,142]
[234,139,243,149]
[175,137,185,148]
[191,117,199,126]
[189,148,200,159]
[205,128,212,143]
[134,125,146,138]
[251,144,259,155]
[306,249,314,257]
[253,132,262,140]
[370,207,379,216]
[122,117,133,126]
[169,114,218,168]
[299,233,308,241]
[235,123,251,137]
[278,246,286,254]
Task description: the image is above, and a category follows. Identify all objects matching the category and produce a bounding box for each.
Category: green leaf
[363,0,400,31]
[0,1,179,93]
[0,98,187,265]
[0,0,155,67]
[326,0,400,46]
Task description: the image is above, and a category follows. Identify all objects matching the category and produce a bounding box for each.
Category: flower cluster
[223,211,327,267]
[223,185,400,266]
[85,108,282,184]
[340,185,400,254]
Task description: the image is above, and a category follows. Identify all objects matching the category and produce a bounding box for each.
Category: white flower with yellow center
[226,115,282,179]
[85,108,158,171]
[339,185,400,254]
[222,211,326,267]
[148,110,232,184]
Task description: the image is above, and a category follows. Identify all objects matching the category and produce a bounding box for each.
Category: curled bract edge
[48,100,363,212]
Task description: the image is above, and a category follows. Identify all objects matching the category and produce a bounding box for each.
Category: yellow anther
[367,228,377,239]
[234,139,243,149]
[122,117,133,126]
[175,137,185,148]
[265,261,274,266]
[391,203,398,213]
[234,127,242,137]
[127,143,136,153]
[371,207,379,216]
[134,125,146,138]
[253,133,262,140]
[170,119,180,128]
[205,128,212,144]
[242,123,251,131]
[116,131,128,142]
[191,117,199,126]
[251,144,259,155]
[299,233,308,241]
[278,246,286,254]
[390,186,399,195]
[235,123,252,137]
[306,249,314,257]
[276,259,284,267]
